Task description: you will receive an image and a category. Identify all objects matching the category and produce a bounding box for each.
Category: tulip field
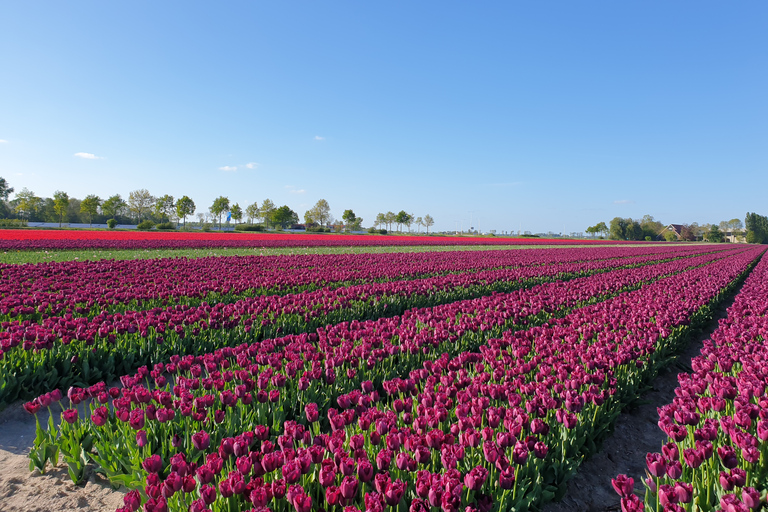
[614,252,768,511]
[6,237,766,512]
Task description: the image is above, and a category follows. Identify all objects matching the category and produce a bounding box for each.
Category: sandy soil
[0,400,126,512]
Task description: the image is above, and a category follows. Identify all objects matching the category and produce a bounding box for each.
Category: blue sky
[1,1,766,234]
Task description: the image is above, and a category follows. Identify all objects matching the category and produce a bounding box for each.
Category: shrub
[156,222,175,230]
[0,219,28,228]
[234,224,265,232]
[106,219,117,229]
[136,220,155,231]
[307,226,330,233]
[368,228,387,235]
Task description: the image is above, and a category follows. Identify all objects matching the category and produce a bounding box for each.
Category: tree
[609,217,628,240]
[306,199,331,227]
[230,203,243,224]
[594,221,608,238]
[640,215,664,240]
[80,194,102,227]
[0,177,13,217]
[270,205,299,229]
[210,196,230,230]
[261,199,276,229]
[664,231,678,242]
[375,213,386,230]
[680,224,696,241]
[342,209,357,232]
[395,211,411,233]
[0,177,13,201]
[14,188,40,221]
[405,213,414,233]
[745,212,768,244]
[706,224,724,243]
[128,189,154,223]
[176,196,196,228]
[414,217,423,233]
[154,194,176,222]
[385,211,396,232]
[245,202,259,224]
[102,194,127,220]
[423,214,434,234]
[51,191,69,227]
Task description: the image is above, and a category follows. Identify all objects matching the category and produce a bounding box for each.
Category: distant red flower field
[0,229,624,250]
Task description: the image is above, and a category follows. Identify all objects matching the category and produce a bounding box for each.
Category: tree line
[0,177,435,233]
[585,214,763,243]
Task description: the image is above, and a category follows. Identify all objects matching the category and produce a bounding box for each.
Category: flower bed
[21,247,762,512]
[614,249,768,512]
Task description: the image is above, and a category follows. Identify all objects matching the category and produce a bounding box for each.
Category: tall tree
[0,177,13,218]
[594,221,608,238]
[245,202,259,224]
[423,214,434,234]
[128,189,154,223]
[52,191,70,227]
[14,188,40,221]
[375,213,386,230]
[154,194,176,222]
[414,216,423,233]
[261,199,276,229]
[210,196,230,230]
[609,217,628,240]
[230,203,243,224]
[309,199,332,227]
[270,205,298,229]
[395,211,411,233]
[706,224,724,243]
[80,194,102,227]
[175,196,196,228]
[384,211,396,232]
[342,209,356,231]
[102,194,127,220]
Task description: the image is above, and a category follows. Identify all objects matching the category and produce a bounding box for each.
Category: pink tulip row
[0,245,708,323]
[2,247,728,408]
[0,246,730,357]
[104,246,762,512]
[613,249,768,512]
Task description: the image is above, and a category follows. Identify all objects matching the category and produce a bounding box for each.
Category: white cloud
[0,139,8,144]
[219,165,238,172]
[245,162,258,170]
[613,199,635,204]
[285,185,306,195]
[314,135,325,141]
[74,152,102,159]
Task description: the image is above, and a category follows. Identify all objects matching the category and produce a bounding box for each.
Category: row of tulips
[613,251,768,512]
[2,246,725,407]
[1,246,708,322]
[103,246,763,512]
[0,229,632,251]
[22,248,757,495]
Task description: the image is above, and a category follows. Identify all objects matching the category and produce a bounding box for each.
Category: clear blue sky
[1,1,766,234]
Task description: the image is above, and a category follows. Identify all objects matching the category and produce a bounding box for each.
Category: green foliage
[270,205,299,229]
[175,196,195,227]
[234,224,265,232]
[307,226,330,233]
[745,212,768,244]
[136,220,155,230]
[664,231,677,242]
[210,196,230,229]
[106,219,118,229]
[80,194,101,227]
[155,222,175,230]
[0,218,27,227]
[706,224,724,243]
